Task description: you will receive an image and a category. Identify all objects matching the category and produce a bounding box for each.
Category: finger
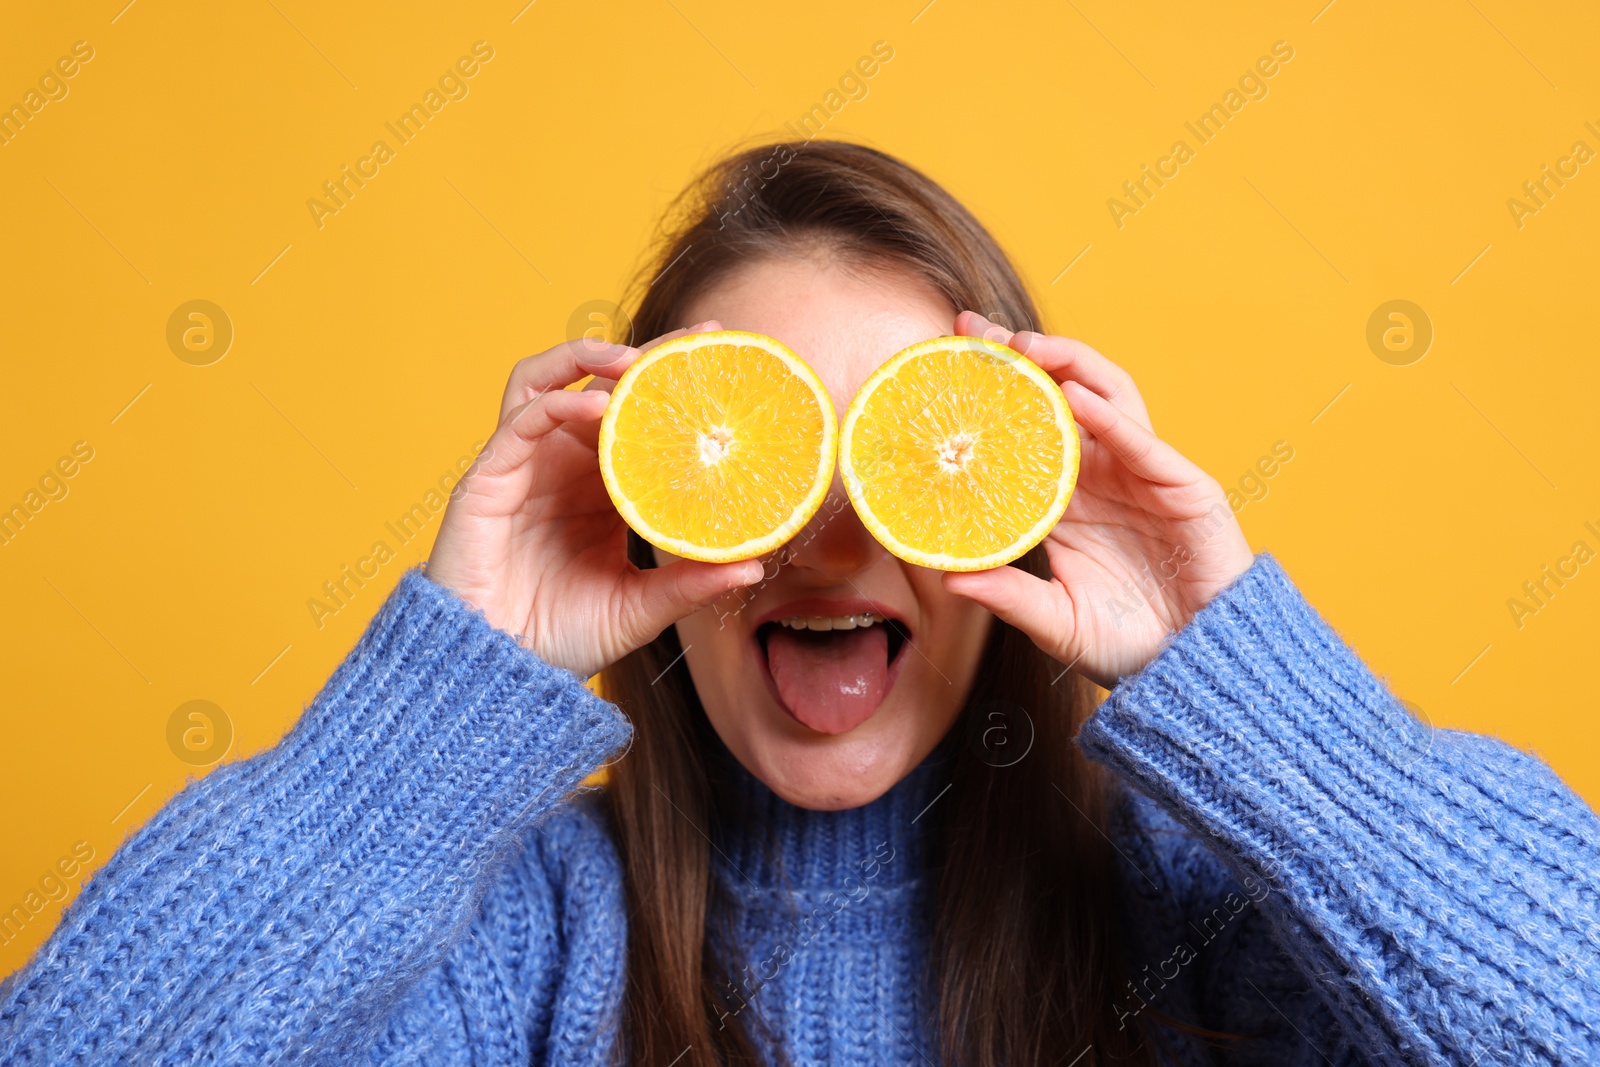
[1063,379,1198,489]
[500,340,631,422]
[640,319,722,352]
[942,565,1076,660]
[955,312,1152,432]
[622,556,764,643]
[476,388,609,478]
[954,310,1015,347]
[498,320,724,423]
[575,319,728,397]
[1006,331,1152,431]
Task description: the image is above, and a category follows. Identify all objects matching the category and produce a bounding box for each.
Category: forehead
[680,252,955,414]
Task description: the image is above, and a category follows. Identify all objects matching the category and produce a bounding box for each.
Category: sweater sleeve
[1077,553,1600,1065]
[0,566,632,1065]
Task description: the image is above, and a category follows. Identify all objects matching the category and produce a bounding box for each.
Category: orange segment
[839,335,1078,571]
[599,330,837,563]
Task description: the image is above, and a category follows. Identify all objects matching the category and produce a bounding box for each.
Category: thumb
[943,565,1076,659]
[622,557,764,643]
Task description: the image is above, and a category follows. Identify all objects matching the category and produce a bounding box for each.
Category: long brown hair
[601,140,1169,1066]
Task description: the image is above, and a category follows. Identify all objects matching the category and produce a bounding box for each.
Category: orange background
[2,0,1597,976]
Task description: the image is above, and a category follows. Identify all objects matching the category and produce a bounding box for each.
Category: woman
[2,141,1595,1065]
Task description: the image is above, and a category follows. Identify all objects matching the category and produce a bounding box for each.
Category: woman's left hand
[941,311,1255,690]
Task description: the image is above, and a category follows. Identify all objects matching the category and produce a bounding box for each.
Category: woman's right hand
[426,322,763,679]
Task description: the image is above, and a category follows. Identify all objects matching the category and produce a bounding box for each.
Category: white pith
[838,335,1079,573]
[597,330,840,564]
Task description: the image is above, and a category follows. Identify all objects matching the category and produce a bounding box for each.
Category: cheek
[677,603,757,712]
[914,568,991,639]
[905,570,993,702]
[933,610,990,668]
[650,546,757,719]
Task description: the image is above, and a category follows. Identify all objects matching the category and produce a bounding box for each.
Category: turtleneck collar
[705,727,960,893]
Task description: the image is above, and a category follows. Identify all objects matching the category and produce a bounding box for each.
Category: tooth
[834,616,857,630]
[805,617,833,631]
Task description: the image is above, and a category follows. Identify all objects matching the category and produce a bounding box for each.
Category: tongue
[766,625,890,735]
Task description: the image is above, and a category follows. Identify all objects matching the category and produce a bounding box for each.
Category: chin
[677,579,985,813]
[739,728,925,811]
[707,678,954,811]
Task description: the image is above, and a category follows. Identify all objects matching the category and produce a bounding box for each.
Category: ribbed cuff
[2,568,634,1063]
[264,566,633,876]
[1077,555,1600,1058]
[1075,552,1431,879]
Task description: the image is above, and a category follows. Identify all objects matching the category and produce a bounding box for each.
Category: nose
[778,474,885,581]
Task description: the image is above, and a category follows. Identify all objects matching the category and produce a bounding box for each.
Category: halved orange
[598,330,837,563]
[839,335,1079,571]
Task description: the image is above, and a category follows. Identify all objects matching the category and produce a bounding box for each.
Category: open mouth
[754,611,912,735]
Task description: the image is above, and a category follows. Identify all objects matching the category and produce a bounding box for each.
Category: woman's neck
[706,729,958,892]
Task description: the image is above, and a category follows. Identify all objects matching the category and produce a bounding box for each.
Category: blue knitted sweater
[2,554,1596,1064]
